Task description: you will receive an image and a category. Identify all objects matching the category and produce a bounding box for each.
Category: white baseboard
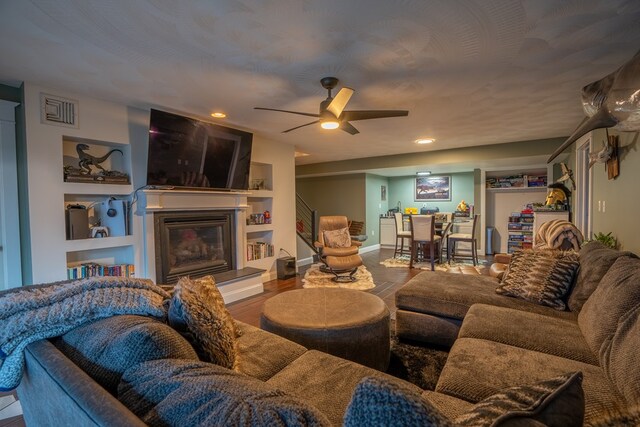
[297,256,314,267]
[359,244,380,254]
[220,277,264,304]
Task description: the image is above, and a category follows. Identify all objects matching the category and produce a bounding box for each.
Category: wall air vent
[40,93,79,128]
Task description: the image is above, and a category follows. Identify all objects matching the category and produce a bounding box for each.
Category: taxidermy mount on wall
[548,49,640,162]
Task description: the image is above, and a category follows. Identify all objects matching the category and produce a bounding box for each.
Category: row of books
[67,263,135,279]
[486,174,548,188]
[507,211,536,253]
[247,241,274,261]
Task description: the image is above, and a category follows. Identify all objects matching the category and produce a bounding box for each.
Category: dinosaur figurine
[76,143,123,174]
[548,49,640,162]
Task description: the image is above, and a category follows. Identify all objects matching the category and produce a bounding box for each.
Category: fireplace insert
[154,210,235,284]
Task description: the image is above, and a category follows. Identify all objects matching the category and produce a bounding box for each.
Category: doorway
[575,137,592,239]
[0,100,22,290]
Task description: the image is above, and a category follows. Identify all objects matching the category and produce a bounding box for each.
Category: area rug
[388,320,448,390]
[302,263,375,290]
[380,255,450,272]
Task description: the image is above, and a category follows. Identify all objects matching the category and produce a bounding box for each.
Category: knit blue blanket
[0,277,169,391]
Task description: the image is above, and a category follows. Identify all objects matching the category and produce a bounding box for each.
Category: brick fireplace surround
[140,188,264,303]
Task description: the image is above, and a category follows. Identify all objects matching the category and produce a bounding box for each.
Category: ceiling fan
[254,77,409,135]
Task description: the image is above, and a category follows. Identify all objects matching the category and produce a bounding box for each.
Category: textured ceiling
[1,0,639,166]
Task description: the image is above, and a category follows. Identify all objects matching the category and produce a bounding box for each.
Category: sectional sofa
[395,242,640,424]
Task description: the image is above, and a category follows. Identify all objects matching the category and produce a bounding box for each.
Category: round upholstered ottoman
[260,288,390,371]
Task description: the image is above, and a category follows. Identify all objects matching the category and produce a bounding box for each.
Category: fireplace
[154,210,236,284]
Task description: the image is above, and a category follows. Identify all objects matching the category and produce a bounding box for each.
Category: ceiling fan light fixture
[211,112,227,118]
[320,120,340,130]
[415,138,435,144]
[417,171,432,176]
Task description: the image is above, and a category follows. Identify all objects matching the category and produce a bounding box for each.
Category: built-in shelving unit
[61,136,135,279]
[245,162,275,268]
[507,211,534,253]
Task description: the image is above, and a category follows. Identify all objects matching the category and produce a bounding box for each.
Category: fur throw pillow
[496,249,579,311]
[168,275,239,371]
[323,227,351,248]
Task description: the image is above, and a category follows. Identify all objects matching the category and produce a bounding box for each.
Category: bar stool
[448,214,479,265]
[393,212,411,257]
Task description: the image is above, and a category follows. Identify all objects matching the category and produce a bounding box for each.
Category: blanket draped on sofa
[0,277,169,391]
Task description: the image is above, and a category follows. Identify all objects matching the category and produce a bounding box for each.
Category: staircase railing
[296,193,318,252]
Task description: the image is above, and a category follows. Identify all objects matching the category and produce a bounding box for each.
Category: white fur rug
[380,255,478,272]
[302,263,375,290]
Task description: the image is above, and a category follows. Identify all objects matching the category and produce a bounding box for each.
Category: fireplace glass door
[155,211,235,284]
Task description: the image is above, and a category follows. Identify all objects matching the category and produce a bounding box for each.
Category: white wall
[250,135,297,276]
[22,83,297,284]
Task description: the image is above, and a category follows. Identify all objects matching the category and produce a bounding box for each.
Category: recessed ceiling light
[416,171,432,176]
[211,112,227,118]
[415,138,435,144]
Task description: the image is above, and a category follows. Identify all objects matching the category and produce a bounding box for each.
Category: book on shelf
[247,241,274,261]
[67,262,135,279]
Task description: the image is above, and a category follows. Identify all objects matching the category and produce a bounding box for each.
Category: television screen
[146,109,253,190]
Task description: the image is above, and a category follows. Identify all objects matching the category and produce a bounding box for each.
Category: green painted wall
[387,172,475,214]
[364,174,389,246]
[590,129,640,253]
[296,173,366,236]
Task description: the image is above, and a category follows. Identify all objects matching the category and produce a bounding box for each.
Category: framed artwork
[415,175,451,201]
[381,185,387,201]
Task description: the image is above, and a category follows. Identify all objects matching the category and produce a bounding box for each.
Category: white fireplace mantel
[140,188,263,303]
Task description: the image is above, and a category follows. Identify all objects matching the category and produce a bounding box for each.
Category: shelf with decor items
[66,245,136,279]
[61,135,136,279]
[486,171,548,190]
[507,211,534,253]
[246,161,275,269]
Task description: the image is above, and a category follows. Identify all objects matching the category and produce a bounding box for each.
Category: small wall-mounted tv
[146,109,253,190]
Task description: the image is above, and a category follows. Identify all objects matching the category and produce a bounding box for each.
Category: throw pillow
[454,371,584,427]
[323,227,351,248]
[118,359,330,426]
[578,255,640,357]
[168,275,239,371]
[567,241,637,312]
[343,376,454,427]
[53,315,198,394]
[496,250,579,311]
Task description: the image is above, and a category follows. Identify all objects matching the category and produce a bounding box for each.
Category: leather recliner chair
[314,216,363,282]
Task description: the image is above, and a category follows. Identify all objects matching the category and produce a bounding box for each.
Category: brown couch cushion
[168,275,239,370]
[118,359,330,426]
[600,304,640,406]
[578,256,640,357]
[396,271,577,322]
[459,304,597,365]
[496,250,579,311]
[54,315,198,394]
[436,338,625,424]
[568,242,637,312]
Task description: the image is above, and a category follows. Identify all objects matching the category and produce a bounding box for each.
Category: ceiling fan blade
[340,121,360,135]
[342,110,409,122]
[326,87,354,118]
[254,107,319,118]
[282,120,319,133]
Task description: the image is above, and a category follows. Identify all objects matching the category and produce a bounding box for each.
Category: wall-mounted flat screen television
[146,109,253,190]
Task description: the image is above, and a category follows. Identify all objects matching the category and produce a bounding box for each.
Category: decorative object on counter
[544,183,571,209]
[548,49,640,163]
[415,175,451,201]
[456,200,469,212]
[556,163,576,190]
[64,143,129,184]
